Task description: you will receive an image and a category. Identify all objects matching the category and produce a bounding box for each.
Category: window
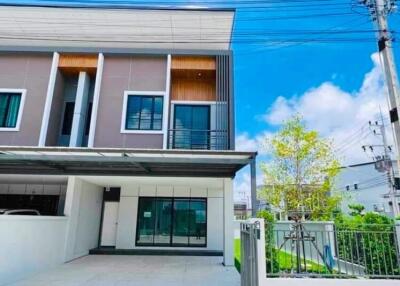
[0,91,24,129]
[173,105,210,149]
[61,102,75,135]
[136,197,207,247]
[124,95,163,131]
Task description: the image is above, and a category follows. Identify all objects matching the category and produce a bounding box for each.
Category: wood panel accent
[171,56,216,71]
[59,54,98,76]
[171,69,216,101]
[59,54,98,68]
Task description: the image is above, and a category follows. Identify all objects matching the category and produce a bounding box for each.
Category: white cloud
[235,131,273,155]
[235,133,259,152]
[260,52,392,165]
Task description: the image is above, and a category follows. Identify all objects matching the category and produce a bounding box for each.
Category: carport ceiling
[0,147,256,178]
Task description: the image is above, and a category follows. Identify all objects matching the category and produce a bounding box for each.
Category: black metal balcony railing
[167,129,228,150]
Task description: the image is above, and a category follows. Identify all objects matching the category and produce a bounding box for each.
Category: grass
[234,239,241,272]
[234,239,332,275]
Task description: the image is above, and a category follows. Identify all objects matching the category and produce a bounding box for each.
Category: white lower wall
[262,278,400,286]
[64,176,103,261]
[0,216,68,285]
[114,178,225,251]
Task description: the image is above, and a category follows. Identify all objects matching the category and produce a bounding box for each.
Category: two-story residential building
[0,5,256,284]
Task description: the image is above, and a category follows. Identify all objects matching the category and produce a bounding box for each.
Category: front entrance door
[100,202,119,246]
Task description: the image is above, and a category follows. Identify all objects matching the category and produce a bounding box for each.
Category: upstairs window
[124,95,163,131]
[0,91,24,129]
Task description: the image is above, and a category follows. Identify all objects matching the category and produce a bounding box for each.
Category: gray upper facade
[0,6,235,151]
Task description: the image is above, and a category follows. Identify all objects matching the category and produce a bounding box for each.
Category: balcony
[167,129,228,150]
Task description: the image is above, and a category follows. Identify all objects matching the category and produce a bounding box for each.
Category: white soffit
[0,6,234,50]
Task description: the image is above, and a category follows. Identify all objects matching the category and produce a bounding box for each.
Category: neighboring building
[234,202,250,219]
[335,161,400,217]
[0,5,256,284]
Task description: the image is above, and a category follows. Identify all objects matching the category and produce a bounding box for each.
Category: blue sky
[2,0,399,201]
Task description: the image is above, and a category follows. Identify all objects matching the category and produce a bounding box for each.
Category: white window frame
[0,88,26,132]
[121,90,166,134]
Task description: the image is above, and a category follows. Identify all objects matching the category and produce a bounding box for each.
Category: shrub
[257,210,279,273]
[335,212,399,276]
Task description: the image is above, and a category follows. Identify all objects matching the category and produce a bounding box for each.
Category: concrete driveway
[8,255,240,286]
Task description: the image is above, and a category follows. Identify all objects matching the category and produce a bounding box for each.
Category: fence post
[249,218,266,284]
[396,221,400,255]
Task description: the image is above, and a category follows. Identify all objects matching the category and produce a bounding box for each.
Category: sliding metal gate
[240,221,259,286]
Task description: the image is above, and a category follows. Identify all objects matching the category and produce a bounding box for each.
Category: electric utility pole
[362,0,400,216]
[363,112,400,216]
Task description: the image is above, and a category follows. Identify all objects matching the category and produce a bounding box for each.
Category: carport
[8,255,240,286]
[0,147,254,285]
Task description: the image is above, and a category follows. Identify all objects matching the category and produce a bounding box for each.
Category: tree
[348,203,365,216]
[259,115,341,220]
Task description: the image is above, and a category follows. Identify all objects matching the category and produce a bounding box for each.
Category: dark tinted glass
[0,93,22,128]
[84,102,93,135]
[125,95,163,130]
[189,200,206,245]
[173,105,210,149]
[154,199,172,245]
[136,198,155,245]
[136,197,206,247]
[172,199,189,245]
[61,102,75,135]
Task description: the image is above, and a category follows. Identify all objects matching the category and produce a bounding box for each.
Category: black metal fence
[265,222,400,279]
[167,129,228,150]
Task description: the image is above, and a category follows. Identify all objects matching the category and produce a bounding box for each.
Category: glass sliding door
[154,199,172,245]
[136,198,155,245]
[188,199,207,246]
[173,105,210,150]
[136,197,207,247]
[172,199,189,246]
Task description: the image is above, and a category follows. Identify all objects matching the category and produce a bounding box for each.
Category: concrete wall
[64,177,103,261]
[115,180,224,251]
[0,54,52,146]
[274,221,335,261]
[0,216,68,285]
[262,278,400,286]
[93,55,167,148]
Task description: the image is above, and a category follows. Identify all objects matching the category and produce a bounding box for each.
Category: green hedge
[335,212,399,276]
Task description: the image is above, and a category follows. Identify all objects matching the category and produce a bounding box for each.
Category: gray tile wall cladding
[0,54,52,146]
[0,54,168,149]
[94,55,167,148]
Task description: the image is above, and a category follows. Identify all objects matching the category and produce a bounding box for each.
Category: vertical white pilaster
[38,52,59,146]
[69,71,90,147]
[162,54,171,149]
[249,218,267,283]
[223,177,234,266]
[88,53,104,148]
[63,176,81,261]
